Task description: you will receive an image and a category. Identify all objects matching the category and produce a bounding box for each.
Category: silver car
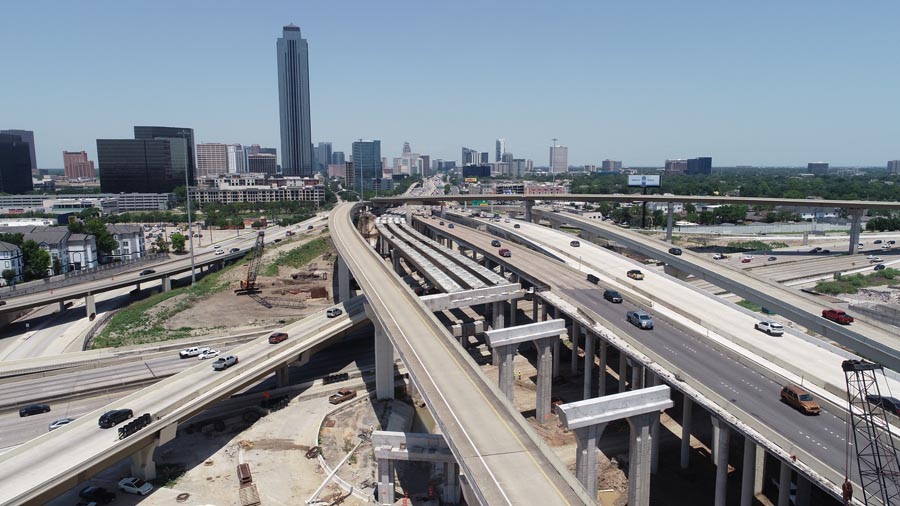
[626,310,654,330]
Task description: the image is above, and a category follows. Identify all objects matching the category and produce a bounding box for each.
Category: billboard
[464,177,479,183]
[627,175,661,188]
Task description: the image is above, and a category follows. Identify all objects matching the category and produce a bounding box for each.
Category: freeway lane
[331,204,591,506]
[0,299,364,505]
[427,218,857,495]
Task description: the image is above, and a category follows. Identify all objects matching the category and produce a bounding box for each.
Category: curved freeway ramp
[331,204,591,506]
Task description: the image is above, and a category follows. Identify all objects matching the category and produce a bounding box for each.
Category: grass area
[736,299,763,312]
[559,226,581,235]
[91,259,241,348]
[261,236,332,277]
[814,268,900,295]
[726,240,789,251]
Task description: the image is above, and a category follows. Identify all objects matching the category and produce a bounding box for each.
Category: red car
[822,309,854,324]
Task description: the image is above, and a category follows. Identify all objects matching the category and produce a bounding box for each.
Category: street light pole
[185,157,196,286]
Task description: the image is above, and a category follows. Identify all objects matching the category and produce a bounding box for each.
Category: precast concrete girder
[419,284,525,312]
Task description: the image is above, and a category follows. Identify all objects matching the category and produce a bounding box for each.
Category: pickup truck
[498,248,511,258]
[712,253,729,260]
[179,346,210,359]
[328,389,357,405]
[822,309,854,324]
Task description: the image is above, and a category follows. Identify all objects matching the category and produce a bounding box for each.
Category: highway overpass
[330,203,593,505]
[0,297,368,505]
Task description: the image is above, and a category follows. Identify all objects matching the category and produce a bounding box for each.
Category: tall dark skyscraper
[0,129,36,171]
[686,157,712,175]
[277,24,313,176]
[315,142,332,172]
[0,133,35,194]
[133,126,196,184]
[352,140,381,193]
[97,139,184,193]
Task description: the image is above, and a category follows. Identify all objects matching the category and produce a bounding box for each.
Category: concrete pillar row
[509,299,517,327]
[532,297,539,322]
[574,423,605,500]
[740,436,757,506]
[85,293,96,318]
[754,445,765,495]
[711,416,731,506]
[849,208,864,255]
[492,301,505,330]
[666,201,675,243]
[680,396,693,470]
[496,344,516,402]
[631,363,644,390]
[391,251,402,276]
[130,441,158,481]
[552,306,560,377]
[377,458,395,505]
[795,474,811,506]
[58,301,66,313]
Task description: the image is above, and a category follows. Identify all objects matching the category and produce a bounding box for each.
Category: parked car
[179,346,210,359]
[754,320,784,336]
[570,240,581,247]
[513,224,521,229]
[326,307,343,318]
[215,249,225,256]
[603,290,623,303]
[504,218,510,223]
[229,247,240,253]
[198,349,220,360]
[49,417,76,431]
[867,395,900,416]
[328,389,357,405]
[118,477,153,496]
[139,269,156,276]
[268,332,288,344]
[875,264,887,271]
[626,269,644,280]
[822,308,854,324]
[626,310,654,329]
[499,248,511,257]
[79,486,115,504]
[98,409,133,428]
[19,403,51,417]
[821,249,831,254]
[212,355,239,370]
[668,247,682,255]
[491,239,501,247]
[780,385,821,415]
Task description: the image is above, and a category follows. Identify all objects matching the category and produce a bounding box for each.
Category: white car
[712,253,726,260]
[871,257,884,263]
[198,349,220,360]
[215,249,225,256]
[118,477,153,495]
[755,320,784,336]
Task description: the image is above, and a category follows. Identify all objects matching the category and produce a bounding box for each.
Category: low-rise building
[189,173,325,205]
[0,241,24,285]
[0,193,173,215]
[106,224,146,262]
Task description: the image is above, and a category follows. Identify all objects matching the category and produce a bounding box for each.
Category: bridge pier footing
[161,275,170,292]
[130,441,158,481]
[377,458,395,505]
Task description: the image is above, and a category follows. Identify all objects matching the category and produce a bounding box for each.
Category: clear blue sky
[2,1,898,168]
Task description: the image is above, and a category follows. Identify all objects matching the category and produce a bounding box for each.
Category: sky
[2,1,899,169]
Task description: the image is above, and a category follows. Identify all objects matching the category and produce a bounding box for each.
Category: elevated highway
[0,296,367,505]
[331,203,592,505]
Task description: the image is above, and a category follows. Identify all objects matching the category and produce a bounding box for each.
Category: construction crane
[842,359,900,505]
[235,230,265,295]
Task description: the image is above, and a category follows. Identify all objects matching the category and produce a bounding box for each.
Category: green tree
[0,233,24,246]
[21,240,51,280]
[170,233,186,254]
[52,257,62,275]
[68,221,85,234]
[154,236,170,253]
[2,269,16,285]
[85,219,118,254]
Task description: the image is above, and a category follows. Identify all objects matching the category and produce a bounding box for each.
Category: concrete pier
[681,397,693,470]
[711,417,731,506]
[740,437,757,506]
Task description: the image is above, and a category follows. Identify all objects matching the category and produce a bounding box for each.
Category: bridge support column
[711,417,731,506]
[377,458,395,505]
[442,462,460,504]
[551,221,561,230]
[666,202,674,242]
[509,299,517,327]
[570,320,579,375]
[532,297,539,321]
[628,412,656,506]
[777,460,792,506]
[574,423,604,499]
[161,275,170,292]
[597,340,607,396]
[535,337,554,423]
[492,301,504,330]
[391,251,402,276]
[85,293,96,318]
[754,446,765,495]
[849,208,864,254]
[740,436,757,506]
[58,301,66,312]
[619,353,628,392]
[681,396,693,470]
[647,373,660,473]
[525,200,534,222]
[496,344,516,402]
[372,318,395,400]
[276,365,290,388]
[795,475,811,506]
[405,208,412,225]
[583,331,594,399]
[337,255,351,303]
[631,362,644,389]
[130,441,158,481]
[440,205,446,219]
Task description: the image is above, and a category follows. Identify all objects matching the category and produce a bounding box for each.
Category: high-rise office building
[402,142,411,154]
[227,144,244,173]
[549,144,568,173]
[602,160,622,172]
[332,151,345,166]
[665,159,688,174]
[133,126,196,184]
[97,138,186,193]
[495,139,506,162]
[0,133,34,194]
[247,153,278,175]
[511,159,527,178]
[315,142,332,172]
[889,160,900,174]
[277,24,313,176]
[807,162,829,174]
[0,129,36,171]
[419,155,430,178]
[479,152,489,164]
[461,147,478,166]
[686,157,712,175]
[63,151,96,179]
[196,143,229,178]
[351,140,381,192]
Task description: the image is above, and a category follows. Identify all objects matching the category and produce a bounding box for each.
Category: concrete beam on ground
[372,431,456,463]
[420,284,525,312]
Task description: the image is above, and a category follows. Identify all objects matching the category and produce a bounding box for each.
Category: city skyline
[2,2,899,168]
